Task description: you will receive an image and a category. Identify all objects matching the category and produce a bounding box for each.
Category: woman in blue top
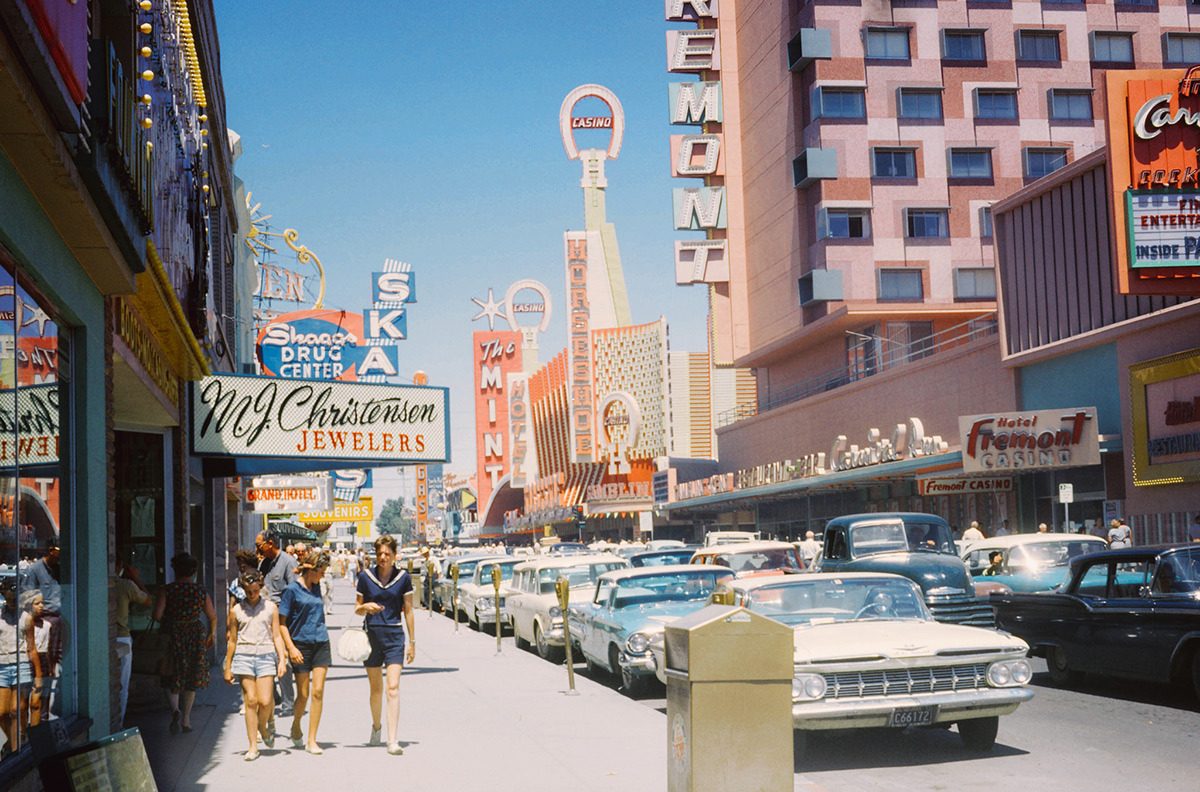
[279,550,331,755]
[355,535,415,755]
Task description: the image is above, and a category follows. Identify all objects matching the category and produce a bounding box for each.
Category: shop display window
[0,258,72,763]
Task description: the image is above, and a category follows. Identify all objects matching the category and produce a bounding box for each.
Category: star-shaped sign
[470,288,507,331]
[23,305,51,336]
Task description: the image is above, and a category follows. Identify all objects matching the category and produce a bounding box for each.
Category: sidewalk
[130,575,668,791]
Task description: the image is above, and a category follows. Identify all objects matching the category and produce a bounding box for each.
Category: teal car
[568,565,734,695]
[962,534,1107,592]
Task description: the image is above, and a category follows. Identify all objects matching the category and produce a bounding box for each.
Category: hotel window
[949,149,993,179]
[954,268,997,300]
[898,89,943,120]
[942,30,986,62]
[879,269,925,300]
[1091,32,1134,64]
[1049,90,1093,121]
[905,209,949,239]
[1164,33,1200,65]
[975,89,1018,120]
[979,206,994,238]
[864,28,910,60]
[872,148,916,178]
[1016,30,1061,63]
[821,209,871,240]
[1024,148,1068,179]
[815,87,866,119]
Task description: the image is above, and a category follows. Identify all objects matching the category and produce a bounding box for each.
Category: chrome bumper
[618,651,657,677]
[793,687,1033,730]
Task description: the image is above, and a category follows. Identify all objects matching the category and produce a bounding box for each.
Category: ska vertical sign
[1106,68,1200,296]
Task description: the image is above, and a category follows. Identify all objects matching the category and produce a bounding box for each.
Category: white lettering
[668,29,720,72]
[674,187,727,229]
[671,81,723,125]
[676,134,722,176]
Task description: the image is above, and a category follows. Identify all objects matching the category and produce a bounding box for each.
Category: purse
[337,626,372,663]
[131,618,174,676]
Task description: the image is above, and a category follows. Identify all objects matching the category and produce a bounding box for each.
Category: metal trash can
[664,604,793,792]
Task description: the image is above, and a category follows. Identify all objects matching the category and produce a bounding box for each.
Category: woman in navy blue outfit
[354,535,415,755]
[279,550,331,754]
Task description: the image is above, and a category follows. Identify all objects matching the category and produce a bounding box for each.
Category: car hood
[792,619,1027,664]
[607,600,713,633]
[845,553,973,593]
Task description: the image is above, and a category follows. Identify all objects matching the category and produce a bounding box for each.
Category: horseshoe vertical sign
[559,84,626,162]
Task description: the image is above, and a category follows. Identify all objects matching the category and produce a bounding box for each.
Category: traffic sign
[1058,483,1074,504]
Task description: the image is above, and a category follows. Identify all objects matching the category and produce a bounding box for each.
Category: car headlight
[548,605,562,619]
[987,659,1032,687]
[477,597,493,610]
[792,673,827,701]
[626,632,650,655]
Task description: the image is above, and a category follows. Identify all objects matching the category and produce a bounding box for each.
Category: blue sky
[216,1,709,475]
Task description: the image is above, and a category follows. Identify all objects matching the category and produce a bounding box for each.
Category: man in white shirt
[798,531,822,566]
[962,521,985,541]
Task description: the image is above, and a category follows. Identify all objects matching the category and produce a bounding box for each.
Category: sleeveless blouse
[233,597,277,655]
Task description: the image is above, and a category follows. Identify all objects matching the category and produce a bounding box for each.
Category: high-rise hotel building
[663,1,1195,535]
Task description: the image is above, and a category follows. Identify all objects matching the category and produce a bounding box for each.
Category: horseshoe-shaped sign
[559,84,625,161]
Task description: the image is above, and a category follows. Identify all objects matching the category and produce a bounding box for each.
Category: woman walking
[0,579,41,756]
[354,535,415,756]
[153,553,216,735]
[223,570,287,761]
[279,550,331,754]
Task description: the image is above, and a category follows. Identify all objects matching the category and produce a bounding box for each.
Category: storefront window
[0,258,71,763]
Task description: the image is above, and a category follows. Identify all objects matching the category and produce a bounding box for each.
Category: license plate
[889,706,936,728]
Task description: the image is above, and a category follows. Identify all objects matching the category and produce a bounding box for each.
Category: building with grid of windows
[662,1,1195,539]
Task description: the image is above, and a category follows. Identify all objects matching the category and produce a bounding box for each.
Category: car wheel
[792,731,808,766]
[608,645,626,685]
[1047,646,1080,686]
[534,624,564,664]
[957,716,999,752]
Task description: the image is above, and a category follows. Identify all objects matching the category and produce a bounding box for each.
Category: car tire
[1047,646,1081,686]
[792,731,808,766]
[957,716,999,752]
[534,624,564,664]
[608,645,626,685]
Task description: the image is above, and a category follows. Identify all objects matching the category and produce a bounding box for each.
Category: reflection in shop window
[0,260,69,764]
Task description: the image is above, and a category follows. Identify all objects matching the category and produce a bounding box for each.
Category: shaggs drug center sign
[191,374,449,463]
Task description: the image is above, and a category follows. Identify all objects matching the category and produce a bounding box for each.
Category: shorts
[0,662,34,689]
[291,641,332,673]
[363,626,406,668]
[231,651,279,678]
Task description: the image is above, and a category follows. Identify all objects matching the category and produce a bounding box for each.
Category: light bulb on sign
[139,23,152,34]
[140,47,152,58]
[141,94,152,105]
[141,70,154,81]
[140,118,153,129]
[139,0,152,9]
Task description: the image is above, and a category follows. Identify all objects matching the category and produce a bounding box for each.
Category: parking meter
[426,559,436,617]
[555,575,577,694]
[450,563,461,632]
[491,565,503,653]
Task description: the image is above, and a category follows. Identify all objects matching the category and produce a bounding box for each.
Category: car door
[1145,552,1200,682]
[1086,558,1155,678]
[508,570,528,638]
[820,526,848,573]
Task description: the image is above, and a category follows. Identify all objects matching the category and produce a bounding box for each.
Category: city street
[133,576,1199,792]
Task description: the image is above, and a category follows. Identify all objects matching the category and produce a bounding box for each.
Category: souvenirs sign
[191,374,449,463]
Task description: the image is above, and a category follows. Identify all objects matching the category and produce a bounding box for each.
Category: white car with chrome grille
[650,572,1032,757]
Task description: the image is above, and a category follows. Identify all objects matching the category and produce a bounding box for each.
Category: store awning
[665,451,964,512]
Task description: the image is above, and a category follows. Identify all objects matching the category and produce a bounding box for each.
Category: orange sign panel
[1106,68,1200,295]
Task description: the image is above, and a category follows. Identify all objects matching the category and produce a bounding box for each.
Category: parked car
[546,542,590,556]
[433,554,504,616]
[646,539,686,551]
[961,533,1107,592]
[818,513,993,626]
[628,547,699,568]
[457,557,522,630]
[569,565,734,694]
[507,554,628,662]
[689,540,805,577]
[654,573,1033,759]
[992,544,1200,697]
[702,530,760,547]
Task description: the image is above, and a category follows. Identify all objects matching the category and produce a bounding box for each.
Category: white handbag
[337,627,372,662]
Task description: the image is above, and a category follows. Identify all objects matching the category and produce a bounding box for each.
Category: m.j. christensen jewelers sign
[191,374,450,463]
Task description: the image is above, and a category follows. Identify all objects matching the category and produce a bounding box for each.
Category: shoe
[181,725,193,734]
[306,744,324,755]
[387,742,404,755]
[278,707,294,718]
[368,725,382,746]
[261,729,275,750]
[169,710,180,735]
[244,750,259,762]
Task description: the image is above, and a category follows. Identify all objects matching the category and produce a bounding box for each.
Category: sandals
[244,750,260,762]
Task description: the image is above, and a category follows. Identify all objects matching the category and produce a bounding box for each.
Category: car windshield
[611,571,732,608]
[631,550,694,567]
[744,577,931,625]
[1009,540,1103,570]
[1154,549,1200,595]
[721,548,802,573]
[850,519,954,556]
[454,560,482,578]
[537,561,626,593]
[476,561,519,582]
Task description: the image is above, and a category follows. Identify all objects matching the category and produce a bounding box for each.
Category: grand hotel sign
[1106,67,1200,295]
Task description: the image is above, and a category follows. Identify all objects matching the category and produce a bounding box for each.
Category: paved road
[134,576,1199,791]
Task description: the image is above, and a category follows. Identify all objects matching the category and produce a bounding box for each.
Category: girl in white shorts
[222,570,287,761]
